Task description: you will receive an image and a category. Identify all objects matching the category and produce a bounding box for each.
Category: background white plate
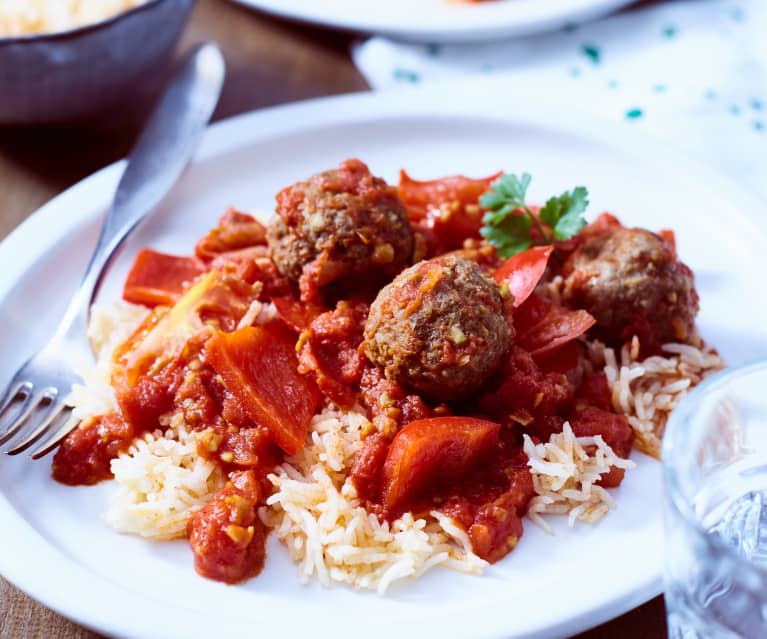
[230,0,636,43]
[1,88,766,639]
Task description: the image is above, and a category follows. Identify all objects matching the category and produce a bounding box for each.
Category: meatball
[364,255,512,401]
[561,227,699,347]
[267,159,414,302]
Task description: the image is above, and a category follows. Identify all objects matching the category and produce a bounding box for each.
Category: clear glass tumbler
[664,361,767,638]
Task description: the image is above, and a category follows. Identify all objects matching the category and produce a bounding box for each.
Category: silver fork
[0,43,225,459]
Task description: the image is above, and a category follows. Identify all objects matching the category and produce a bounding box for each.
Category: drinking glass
[664,361,767,639]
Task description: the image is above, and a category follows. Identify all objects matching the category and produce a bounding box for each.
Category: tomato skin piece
[195,208,267,260]
[205,324,320,455]
[271,296,328,333]
[493,245,553,310]
[514,294,596,358]
[398,170,502,250]
[380,416,501,516]
[123,248,206,308]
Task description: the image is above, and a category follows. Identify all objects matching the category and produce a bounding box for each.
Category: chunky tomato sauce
[52,171,647,585]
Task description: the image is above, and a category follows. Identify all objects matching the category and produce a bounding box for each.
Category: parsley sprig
[479,173,589,258]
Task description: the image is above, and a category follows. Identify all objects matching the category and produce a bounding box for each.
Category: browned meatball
[267,159,414,302]
[364,255,513,401]
[561,227,699,348]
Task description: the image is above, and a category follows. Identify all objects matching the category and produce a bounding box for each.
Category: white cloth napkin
[353,0,767,202]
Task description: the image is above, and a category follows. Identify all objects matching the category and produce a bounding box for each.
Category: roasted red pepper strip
[493,245,553,309]
[380,416,500,516]
[123,248,206,308]
[515,294,596,358]
[196,208,268,261]
[398,170,502,250]
[205,324,320,455]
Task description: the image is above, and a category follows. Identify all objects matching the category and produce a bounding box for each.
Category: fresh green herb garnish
[479,173,589,258]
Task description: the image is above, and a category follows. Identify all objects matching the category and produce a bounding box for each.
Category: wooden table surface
[0,0,667,637]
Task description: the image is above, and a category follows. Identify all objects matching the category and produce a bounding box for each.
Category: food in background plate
[0,0,146,37]
[52,159,723,592]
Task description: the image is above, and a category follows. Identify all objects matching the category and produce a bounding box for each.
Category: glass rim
[663,359,767,576]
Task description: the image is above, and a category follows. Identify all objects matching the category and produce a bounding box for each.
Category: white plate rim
[1,86,766,639]
[229,0,636,43]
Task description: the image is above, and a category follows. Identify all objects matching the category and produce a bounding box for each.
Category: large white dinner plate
[1,88,766,639]
[231,0,636,43]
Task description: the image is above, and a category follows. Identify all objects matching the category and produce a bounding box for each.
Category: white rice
[261,406,486,593]
[523,422,635,532]
[589,335,724,458]
[104,419,225,541]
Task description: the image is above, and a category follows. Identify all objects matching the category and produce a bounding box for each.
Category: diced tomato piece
[296,301,368,408]
[398,170,502,250]
[123,248,206,308]
[188,470,266,583]
[380,417,500,515]
[493,246,553,309]
[514,294,595,358]
[576,372,613,412]
[196,208,267,260]
[468,469,534,563]
[271,296,328,333]
[359,365,432,437]
[479,346,573,425]
[52,412,135,485]
[349,432,390,502]
[205,325,320,455]
[570,407,633,487]
[219,426,277,469]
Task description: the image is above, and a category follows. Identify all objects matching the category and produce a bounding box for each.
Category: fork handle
[53,43,225,345]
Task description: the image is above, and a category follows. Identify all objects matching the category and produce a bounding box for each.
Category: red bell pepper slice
[205,325,320,455]
[380,416,500,515]
[398,170,502,250]
[515,294,596,358]
[123,248,206,308]
[493,245,553,309]
[196,208,268,261]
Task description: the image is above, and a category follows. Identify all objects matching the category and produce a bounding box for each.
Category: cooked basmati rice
[105,421,224,541]
[589,335,724,458]
[524,422,635,532]
[260,406,487,593]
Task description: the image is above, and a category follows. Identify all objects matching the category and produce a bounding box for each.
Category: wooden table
[0,1,667,637]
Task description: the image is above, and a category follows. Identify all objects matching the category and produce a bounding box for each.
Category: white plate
[1,88,766,639]
[230,0,635,43]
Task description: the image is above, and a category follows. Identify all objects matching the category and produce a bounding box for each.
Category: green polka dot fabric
[353,0,767,199]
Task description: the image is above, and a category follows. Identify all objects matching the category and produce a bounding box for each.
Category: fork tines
[0,383,74,458]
